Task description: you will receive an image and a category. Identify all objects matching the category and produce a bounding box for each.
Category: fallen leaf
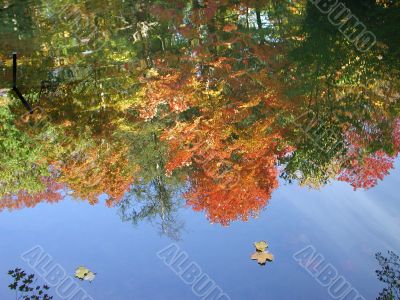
[254,241,268,252]
[83,271,96,282]
[251,251,274,265]
[75,266,88,279]
[75,266,96,282]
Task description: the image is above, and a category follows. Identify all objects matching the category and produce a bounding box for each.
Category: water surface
[1,1,400,299]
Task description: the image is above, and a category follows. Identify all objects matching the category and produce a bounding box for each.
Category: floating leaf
[254,241,268,252]
[75,267,88,279]
[251,251,274,265]
[83,271,96,282]
[75,266,96,282]
[251,241,274,266]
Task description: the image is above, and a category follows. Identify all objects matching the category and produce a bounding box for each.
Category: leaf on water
[75,266,88,279]
[251,241,274,266]
[254,241,268,252]
[251,251,274,265]
[83,271,96,282]
[75,266,96,282]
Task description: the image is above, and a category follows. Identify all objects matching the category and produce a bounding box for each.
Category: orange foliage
[135,9,288,223]
[58,144,135,205]
[139,64,198,120]
[185,156,278,226]
[161,76,285,224]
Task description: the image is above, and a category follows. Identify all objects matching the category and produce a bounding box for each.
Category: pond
[0,1,400,299]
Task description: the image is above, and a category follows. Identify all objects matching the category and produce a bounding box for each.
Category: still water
[1,1,400,299]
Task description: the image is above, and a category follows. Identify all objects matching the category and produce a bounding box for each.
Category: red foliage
[185,156,278,226]
[0,177,64,212]
[163,108,283,225]
[338,150,394,190]
[338,131,395,190]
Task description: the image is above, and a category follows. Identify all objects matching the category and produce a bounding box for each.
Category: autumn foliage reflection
[0,178,63,212]
[185,157,278,226]
[338,130,398,190]
[1,0,400,227]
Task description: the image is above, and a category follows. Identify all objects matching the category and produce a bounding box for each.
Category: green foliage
[280,112,346,188]
[117,121,185,240]
[0,103,49,197]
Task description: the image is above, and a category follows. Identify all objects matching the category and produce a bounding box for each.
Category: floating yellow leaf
[251,251,274,265]
[75,266,96,282]
[254,241,268,252]
[251,241,274,266]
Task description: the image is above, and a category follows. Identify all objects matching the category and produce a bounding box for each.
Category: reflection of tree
[185,157,278,226]
[116,124,185,240]
[279,0,400,189]
[0,0,399,227]
[0,177,63,212]
[338,131,397,190]
[375,251,400,300]
[117,179,184,240]
[134,0,290,226]
[280,113,346,188]
[135,0,400,224]
[8,268,52,300]
[59,141,135,205]
[0,103,50,198]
